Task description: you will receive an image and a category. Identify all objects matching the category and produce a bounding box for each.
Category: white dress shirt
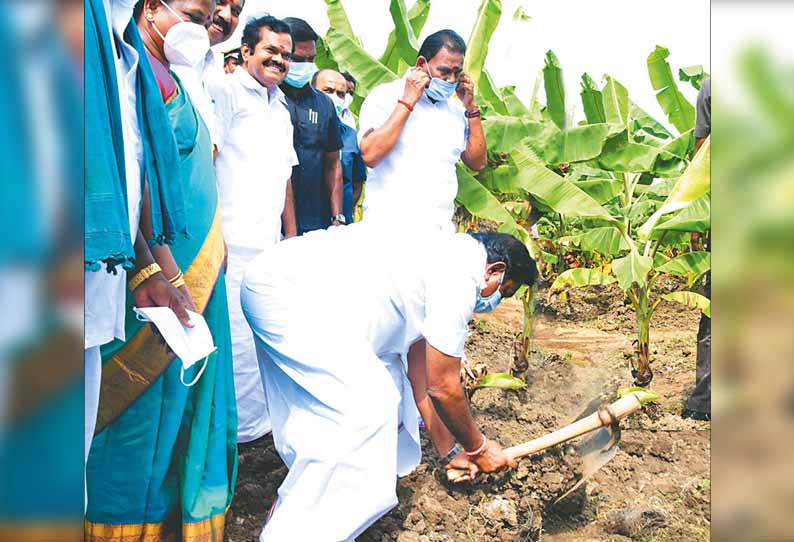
[358,75,469,232]
[84,0,143,349]
[212,68,298,250]
[172,49,222,146]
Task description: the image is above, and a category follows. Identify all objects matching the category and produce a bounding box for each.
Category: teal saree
[85,74,237,542]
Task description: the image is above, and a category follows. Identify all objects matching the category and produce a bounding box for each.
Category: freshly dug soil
[225,285,710,542]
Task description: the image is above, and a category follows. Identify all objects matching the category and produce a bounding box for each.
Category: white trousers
[242,265,411,542]
[226,244,271,442]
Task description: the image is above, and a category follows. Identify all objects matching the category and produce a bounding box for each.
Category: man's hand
[446,451,479,483]
[472,439,516,473]
[402,68,431,107]
[133,272,194,327]
[456,72,477,111]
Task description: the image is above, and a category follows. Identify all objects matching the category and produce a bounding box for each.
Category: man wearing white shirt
[211,15,297,443]
[172,0,244,150]
[241,227,535,541]
[359,30,487,232]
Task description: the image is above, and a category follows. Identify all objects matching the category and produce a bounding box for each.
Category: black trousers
[687,274,711,414]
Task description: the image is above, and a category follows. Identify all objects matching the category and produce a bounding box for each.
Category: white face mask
[329,93,345,117]
[150,0,210,67]
[134,306,217,387]
[342,93,353,110]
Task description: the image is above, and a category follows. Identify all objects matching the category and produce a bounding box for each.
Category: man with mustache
[173,0,244,150]
[210,15,299,444]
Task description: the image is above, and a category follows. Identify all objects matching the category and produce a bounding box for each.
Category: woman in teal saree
[86,2,236,540]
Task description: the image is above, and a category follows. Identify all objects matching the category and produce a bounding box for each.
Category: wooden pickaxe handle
[446,392,644,482]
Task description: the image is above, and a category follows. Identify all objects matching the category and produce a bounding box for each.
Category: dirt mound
[225,285,710,542]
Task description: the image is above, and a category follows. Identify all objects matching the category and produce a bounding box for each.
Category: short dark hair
[282,17,318,43]
[241,15,292,53]
[469,232,538,290]
[417,29,466,61]
[341,71,357,87]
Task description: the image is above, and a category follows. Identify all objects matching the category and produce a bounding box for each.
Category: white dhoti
[242,261,417,542]
[226,244,271,442]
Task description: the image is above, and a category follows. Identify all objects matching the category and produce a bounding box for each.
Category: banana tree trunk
[512,287,535,382]
[632,287,653,386]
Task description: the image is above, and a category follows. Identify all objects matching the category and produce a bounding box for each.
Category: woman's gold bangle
[128,262,162,291]
[168,270,186,289]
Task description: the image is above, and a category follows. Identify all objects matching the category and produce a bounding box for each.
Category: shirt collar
[236,68,285,103]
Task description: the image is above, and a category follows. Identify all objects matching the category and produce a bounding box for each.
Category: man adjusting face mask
[149,0,210,67]
[423,63,458,102]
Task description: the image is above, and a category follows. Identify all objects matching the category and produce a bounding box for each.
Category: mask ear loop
[181,353,211,387]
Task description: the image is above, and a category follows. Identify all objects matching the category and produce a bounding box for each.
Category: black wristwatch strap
[439,444,462,466]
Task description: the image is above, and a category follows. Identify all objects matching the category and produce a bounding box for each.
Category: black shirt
[280,83,343,234]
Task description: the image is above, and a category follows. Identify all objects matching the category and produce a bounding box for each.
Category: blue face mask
[285,61,317,88]
[473,271,505,313]
[423,65,458,102]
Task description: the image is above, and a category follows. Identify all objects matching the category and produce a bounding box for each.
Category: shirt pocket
[297,108,325,148]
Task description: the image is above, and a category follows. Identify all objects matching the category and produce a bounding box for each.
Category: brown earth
[225,284,710,542]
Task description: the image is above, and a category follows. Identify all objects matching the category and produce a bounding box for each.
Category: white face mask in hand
[134,306,217,386]
[149,0,210,67]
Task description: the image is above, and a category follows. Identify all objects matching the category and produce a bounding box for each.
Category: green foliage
[617,386,661,404]
[317,3,709,386]
[476,372,527,391]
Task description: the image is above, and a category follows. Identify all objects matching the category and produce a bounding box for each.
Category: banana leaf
[388,0,419,72]
[508,147,617,223]
[603,76,629,126]
[478,162,521,194]
[678,65,708,91]
[655,251,710,277]
[647,45,695,134]
[379,0,430,72]
[662,129,694,159]
[482,117,549,154]
[554,123,612,163]
[455,163,519,227]
[325,28,397,97]
[662,291,710,318]
[581,73,606,124]
[477,372,527,390]
[635,177,677,198]
[550,267,616,293]
[629,101,673,139]
[478,69,509,115]
[612,250,653,291]
[597,132,665,173]
[638,137,710,239]
[513,6,532,22]
[323,0,358,42]
[655,192,710,233]
[500,85,531,117]
[464,0,502,84]
[315,37,339,72]
[574,178,623,204]
[558,226,627,255]
[543,50,566,129]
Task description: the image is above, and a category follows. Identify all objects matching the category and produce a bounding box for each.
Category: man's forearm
[407,340,456,456]
[352,181,364,207]
[281,177,297,238]
[428,383,483,452]
[425,344,484,451]
[325,154,343,217]
[461,115,487,171]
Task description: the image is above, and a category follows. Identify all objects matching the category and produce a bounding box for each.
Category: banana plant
[317,0,709,386]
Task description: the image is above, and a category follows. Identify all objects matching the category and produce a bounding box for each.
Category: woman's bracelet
[168,270,186,289]
[128,262,162,291]
[464,435,488,458]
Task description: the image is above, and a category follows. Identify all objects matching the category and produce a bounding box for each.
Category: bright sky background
[219,0,710,128]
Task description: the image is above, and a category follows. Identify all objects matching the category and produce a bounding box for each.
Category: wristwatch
[332,214,347,224]
[439,444,462,466]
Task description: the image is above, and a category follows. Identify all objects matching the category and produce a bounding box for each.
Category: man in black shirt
[280,17,344,234]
